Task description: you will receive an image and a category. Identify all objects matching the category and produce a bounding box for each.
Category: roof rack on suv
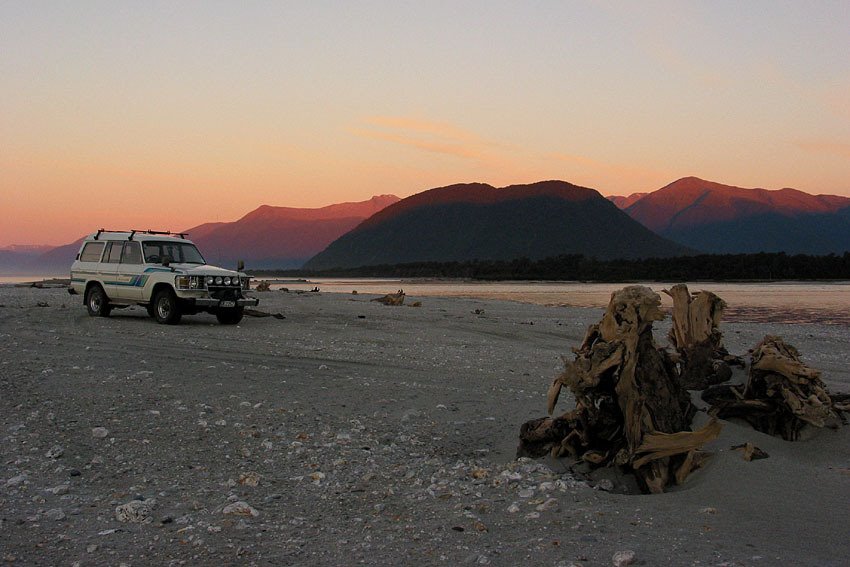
[94,229,189,241]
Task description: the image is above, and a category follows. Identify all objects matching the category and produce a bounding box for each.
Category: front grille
[208,288,242,300]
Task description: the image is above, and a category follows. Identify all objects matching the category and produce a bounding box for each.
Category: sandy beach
[1,286,848,566]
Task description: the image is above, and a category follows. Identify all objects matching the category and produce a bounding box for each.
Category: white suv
[69,230,259,325]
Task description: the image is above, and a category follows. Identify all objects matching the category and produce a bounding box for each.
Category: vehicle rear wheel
[153,289,182,325]
[146,303,156,318]
[85,285,111,317]
[216,307,244,325]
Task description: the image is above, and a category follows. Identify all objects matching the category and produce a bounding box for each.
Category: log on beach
[372,289,405,306]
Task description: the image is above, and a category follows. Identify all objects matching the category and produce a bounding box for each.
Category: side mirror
[237,260,245,272]
[162,254,172,267]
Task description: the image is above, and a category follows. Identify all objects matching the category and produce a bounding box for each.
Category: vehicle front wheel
[153,289,182,325]
[216,307,244,325]
[85,285,111,317]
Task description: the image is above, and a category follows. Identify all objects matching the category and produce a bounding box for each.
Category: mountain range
[614,177,850,254]
[0,196,399,275]
[184,195,400,269]
[304,181,690,270]
[3,176,848,276]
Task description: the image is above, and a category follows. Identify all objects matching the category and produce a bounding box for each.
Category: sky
[2,1,849,246]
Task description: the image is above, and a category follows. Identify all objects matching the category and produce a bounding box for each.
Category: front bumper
[193,297,259,307]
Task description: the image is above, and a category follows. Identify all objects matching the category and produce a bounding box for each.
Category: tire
[153,289,182,325]
[85,285,111,317]
[216,307,244,325]
[146,303,156,318]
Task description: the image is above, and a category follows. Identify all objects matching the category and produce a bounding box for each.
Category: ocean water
[263,278,850,326]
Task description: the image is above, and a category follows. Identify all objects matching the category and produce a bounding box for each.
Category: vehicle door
[118,241,145,300]
[98,241,124,299]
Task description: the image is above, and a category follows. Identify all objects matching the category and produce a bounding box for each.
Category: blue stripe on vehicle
[103,274,150,287]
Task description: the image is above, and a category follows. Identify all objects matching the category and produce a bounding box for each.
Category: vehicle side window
[143,242,161,263]
[122,242,142,264]
[79,242,105,262]
[104,242,123,263]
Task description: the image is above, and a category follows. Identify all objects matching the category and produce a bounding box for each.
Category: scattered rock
[45,445,64,459]
[6,474,27,487]
[535,498,559,512]
[115,499,156,523]
[91,427,109,438]
[222,501,259,518]
[612,550,636,567]
[239,472,261,486]
[44,508,66,521]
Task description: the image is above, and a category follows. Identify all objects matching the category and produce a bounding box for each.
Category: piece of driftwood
[731,442,769,461]
[244,309,285,319]
[372,290,405,306]
[663,284,743,390]
[519,286,720,493]
[703,335,844,440]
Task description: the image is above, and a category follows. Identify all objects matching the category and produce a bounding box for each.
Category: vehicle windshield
[143,241,206,264]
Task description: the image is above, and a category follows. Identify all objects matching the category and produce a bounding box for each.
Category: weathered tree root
[519,286,721,494]
[663,283,744,390]
[703,335,845,440]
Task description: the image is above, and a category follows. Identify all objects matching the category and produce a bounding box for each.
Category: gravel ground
[1,286,848,566]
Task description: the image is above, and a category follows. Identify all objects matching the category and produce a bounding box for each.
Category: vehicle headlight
[225,277,232,285]
[215,276,223,285]
[206,276,214,286]
[176,276,205,290]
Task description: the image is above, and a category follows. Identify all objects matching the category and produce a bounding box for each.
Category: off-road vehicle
[69,229,258,324]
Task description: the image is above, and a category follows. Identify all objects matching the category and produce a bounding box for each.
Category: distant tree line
[256,252,850,281]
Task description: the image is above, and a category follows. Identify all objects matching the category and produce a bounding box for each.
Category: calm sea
[3,275,849,326]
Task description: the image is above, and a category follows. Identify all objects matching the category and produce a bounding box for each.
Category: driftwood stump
[703,335,845,440]
[663,284,743,389]
[519,286,721,494]
[372,290,405,306]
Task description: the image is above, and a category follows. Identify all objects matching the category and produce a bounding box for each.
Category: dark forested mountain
[304,181,691,270]
[622,177,850,254]
[185,195,400,269]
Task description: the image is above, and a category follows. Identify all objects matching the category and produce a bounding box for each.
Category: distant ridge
[623,177,850,254]
[608,193,648,209]
[186,195,400,269]
[304,180,691,270]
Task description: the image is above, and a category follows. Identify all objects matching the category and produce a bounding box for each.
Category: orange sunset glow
[2,2,849,247]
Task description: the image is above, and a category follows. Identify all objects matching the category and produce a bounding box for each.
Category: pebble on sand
[222,501,259,517]
[612,550,636,567]
[91,427,109,439]
[115,499,156,523]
